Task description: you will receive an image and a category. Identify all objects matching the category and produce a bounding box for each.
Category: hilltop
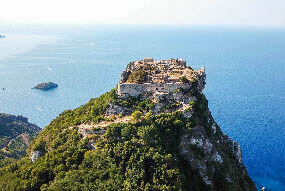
[0,58,255,190]
[118,58,205,98]
[0,113,41,167]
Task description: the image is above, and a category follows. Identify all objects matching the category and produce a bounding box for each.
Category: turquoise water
[0,25,284,190]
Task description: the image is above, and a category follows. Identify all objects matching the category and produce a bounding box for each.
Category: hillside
[0,59,256,190]
[0,113,41,167]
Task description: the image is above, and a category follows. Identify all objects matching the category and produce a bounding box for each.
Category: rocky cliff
[0,60,256,191]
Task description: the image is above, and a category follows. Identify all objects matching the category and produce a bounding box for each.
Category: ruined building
[117,58,206,98]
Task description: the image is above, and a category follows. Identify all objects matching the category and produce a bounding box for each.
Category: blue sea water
[0,25,284,190]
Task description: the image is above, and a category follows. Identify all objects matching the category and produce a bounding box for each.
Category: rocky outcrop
[196,66,206,93]
[120,70,131,83]
[105,101,132,116]
[30,150,42,163]
[105,60,255,190]
[180,117,254,190]
[32,82,58,90]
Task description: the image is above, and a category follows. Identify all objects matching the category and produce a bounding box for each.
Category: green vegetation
[45,89,117,129]
[174,88,183,94]
[189,100,195,106]
[131,110,143,121]
[0,114,40,167]
[178,76,190,83]
[0,87,210,190]
[126,69,147,84]
[0,81,255,190]
[185,100,195,112]
[113,96,154,114]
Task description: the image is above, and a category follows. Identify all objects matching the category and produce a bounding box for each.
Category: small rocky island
[32,82,58,90]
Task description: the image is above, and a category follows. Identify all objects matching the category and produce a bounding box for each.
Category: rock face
[105,101,132,116]
[179,114,254,190]
[32,82,58,90]
[30,150,42,163]
[0,113,41,167]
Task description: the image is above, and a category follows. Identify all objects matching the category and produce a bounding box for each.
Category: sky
[0,0,284,27]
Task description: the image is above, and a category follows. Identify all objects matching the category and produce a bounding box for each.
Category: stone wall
[118,82,192,97]
[118,83,144,97]
[117,66,206,98]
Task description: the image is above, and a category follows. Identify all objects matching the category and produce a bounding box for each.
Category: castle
[117,58,206,98]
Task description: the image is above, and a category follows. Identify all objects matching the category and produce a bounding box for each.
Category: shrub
[131,111,143,121]
[179,76,190,83]
[127,69,147,84]
[189,100,195,106]
[173,88,182,94]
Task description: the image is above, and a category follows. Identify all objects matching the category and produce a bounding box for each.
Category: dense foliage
[0,114,40,167]
[126,69,147,84]
[0,114,38,139]
[0,87,210,190]
[47,112,189,190]
[0,80,256,191]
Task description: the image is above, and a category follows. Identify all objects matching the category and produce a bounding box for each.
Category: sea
[0,24,284,190]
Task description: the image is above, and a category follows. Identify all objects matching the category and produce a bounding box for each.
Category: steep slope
[0,113,41,167]
[0,60,256,191]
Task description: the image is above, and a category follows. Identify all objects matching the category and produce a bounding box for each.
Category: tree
[127,70,147,84]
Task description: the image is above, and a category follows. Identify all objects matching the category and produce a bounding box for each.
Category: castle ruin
[117,58,206,98]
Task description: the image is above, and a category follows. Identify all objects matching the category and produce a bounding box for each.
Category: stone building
[117,58,205,98]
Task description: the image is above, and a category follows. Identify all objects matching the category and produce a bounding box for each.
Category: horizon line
[1,22,285,30]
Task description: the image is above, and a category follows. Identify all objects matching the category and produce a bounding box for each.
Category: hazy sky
[1,0,284,27]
